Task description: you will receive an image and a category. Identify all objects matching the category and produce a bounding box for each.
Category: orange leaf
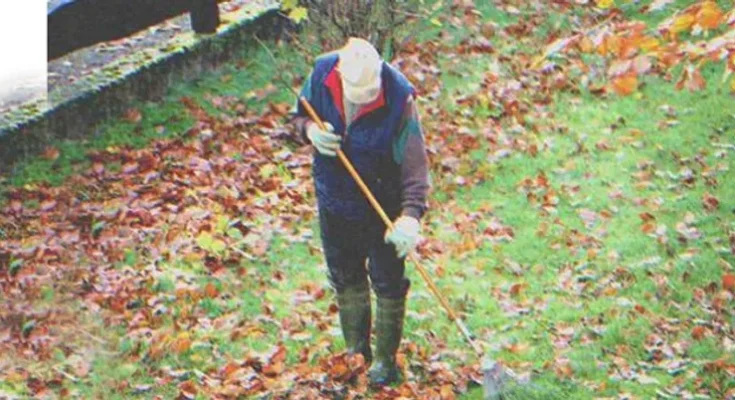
[696,1,723,30]
[262,361,284,377]
[172,334,192,354]
[221,362,241,379]
[599,34,622,57]
[723,274,735,292]
[612,72,638,95]
[204,282,219,298]
[641,222,656,234]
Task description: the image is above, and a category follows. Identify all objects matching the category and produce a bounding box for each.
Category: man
[292,38,430,386]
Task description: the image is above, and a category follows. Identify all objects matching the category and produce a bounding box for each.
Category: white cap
[338,38,383,104]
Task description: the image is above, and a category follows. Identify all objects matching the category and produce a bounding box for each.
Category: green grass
[3,0,734,398]
[453,56,734,400]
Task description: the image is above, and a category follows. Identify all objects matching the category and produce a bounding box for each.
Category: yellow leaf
[599,34,622,56]
[281,0,298,10]
[597,0,615,9]
[639,37,660,52]
[430,18,442,27]
[579,36,594,53]
[730,77,735,92]
[288,7,308,23]
[696,1,723,30]
[671,13,696,34]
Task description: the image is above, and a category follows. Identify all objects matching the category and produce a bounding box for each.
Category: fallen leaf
[702,192,719,211]
[204,282,219,298]
[41,147,60,161]
[124,108,143,123]
[670,13,696,35]
[509,283,525,297]
[172,333,192,354]
[612,72,638,95]
[723,274,735,292]
[691,326,706,340]
[676,65,706,91]
[696,1,723,30]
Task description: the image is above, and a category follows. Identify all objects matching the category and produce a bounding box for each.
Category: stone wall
[0,5,291,171]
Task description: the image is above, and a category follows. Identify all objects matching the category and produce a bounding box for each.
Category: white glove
[306,122,341,157]
[384,216,421,258]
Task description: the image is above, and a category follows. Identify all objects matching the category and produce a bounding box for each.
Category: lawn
[1,0,733,399]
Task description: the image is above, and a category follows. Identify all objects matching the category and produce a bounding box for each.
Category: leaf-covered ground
[1,1,734,399]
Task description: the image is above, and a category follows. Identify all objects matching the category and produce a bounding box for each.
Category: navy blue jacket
[296,54,416,220]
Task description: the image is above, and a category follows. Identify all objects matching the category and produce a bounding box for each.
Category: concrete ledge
[0,4,290,171]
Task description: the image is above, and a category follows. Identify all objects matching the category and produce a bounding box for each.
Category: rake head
[481,357,516,400]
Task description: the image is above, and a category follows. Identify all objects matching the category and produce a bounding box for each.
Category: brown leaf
[177,381,197,400]
[676,65,706,91]
[480,22,496,38]
[41,147,60,161]
[124,108,143,123]
[702,192,719,211]
[691,326,706,340]
[639,212,656,222]
[509,283,524,297]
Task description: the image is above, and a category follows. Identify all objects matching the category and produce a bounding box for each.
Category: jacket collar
[324,59,386,123]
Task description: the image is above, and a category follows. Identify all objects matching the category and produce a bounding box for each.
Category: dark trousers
[318,207,410,299]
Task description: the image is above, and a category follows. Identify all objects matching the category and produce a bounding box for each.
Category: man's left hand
[384,216,421,258]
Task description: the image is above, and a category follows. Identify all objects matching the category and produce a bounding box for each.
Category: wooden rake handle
[299,96,484,357]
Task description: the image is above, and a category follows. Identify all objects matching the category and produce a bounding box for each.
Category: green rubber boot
[368,296,406,387]
[336,283,373,363]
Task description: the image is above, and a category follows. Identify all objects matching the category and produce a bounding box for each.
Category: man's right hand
[306,122,341,157]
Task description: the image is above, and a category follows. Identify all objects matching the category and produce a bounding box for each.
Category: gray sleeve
[395,97,430,220]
